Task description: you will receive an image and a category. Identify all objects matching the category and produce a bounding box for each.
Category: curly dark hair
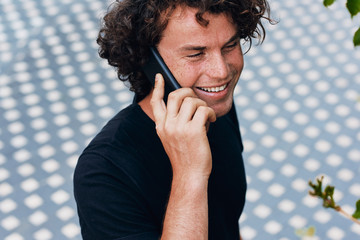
[97,0,272,100]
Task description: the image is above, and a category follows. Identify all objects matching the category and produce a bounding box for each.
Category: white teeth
[199,84,227,92]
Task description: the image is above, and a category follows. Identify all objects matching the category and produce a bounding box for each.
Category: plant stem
[337,207,360,225]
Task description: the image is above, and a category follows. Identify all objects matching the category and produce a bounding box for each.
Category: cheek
[173,63,199,88]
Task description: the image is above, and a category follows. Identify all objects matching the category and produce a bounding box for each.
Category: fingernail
[155,73,161,82]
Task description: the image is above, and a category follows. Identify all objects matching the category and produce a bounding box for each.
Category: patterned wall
[1,0,359,239]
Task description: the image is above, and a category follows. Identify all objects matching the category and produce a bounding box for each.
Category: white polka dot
[348,150,360,162]
[335,135,353,148]
[56,206,75,221]
[326,154,343,167]
[293,144,309,157]
[246,189,261,202]
[273,117,288,129]
[293,113,309,125]
[42,159,60,173]
[257,169,274,182]
[282,131,298,143]
[335,105,350,117]
[240,226,257,239]
[17,163,35,177]
[281,164,297,177]
[243,108,258,121]
[313,210,332,224]
[13,149,31,162]
[47,174,65,188]
[292,178,308,192]
[61,141,78,154]
[337,168,354,182]
[324,93,339,104]
[27,106,44,118]
[21,178,39,192]
[61,223,80,238]
[335,77,349,88]
[254,204,272,219]
[10,135,28,148]
[314,109,329,121]
[284,100,300,112]
[24,194,43,209]
[275,88,290,99]
[264,220,282,235]
[251,121,267,134]
[271,149,287,162]
[51,190,70,205]
[315,140,331,153]
[304,158,320,172]
[8,121,25,134]
[4,109,21,122]
[302,195,319,208]
[248,154,265,167]
[1,216,20,231]
[345,117,360,129]
[325,121,341,134]
[0,198,17,213]
[72,98,89,110]
[94,95,110,106]
[29,211,48,226]
[34,131,51,144]
[33,229,53,240]
[266,77,282,88]
[306,70,320,81]
[243,140,255,153]
[53,114,70,126]
[327,227,345,240]
[58,127,74,139]
[247,80,262,91]
[278,199,296,213]
[38,145,56,159]
[255,91,270,103]
[349,184,360,197]
[31,118,47,130]
[261,135,277,148]
[267,183,285,197]
[263,104,278,116]
[46,90,62,102]
[295,84,310,96]
[289,215,307,229]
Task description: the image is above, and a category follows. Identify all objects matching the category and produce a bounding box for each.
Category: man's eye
[187,52,203,58]
[225,42,237,50]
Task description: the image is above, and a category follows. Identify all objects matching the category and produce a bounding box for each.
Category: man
[74,0,271,239]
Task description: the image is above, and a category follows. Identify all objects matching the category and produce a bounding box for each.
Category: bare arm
[150,74,216,239]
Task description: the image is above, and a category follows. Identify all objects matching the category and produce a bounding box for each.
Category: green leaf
[352,200,360,219]
[354,27,360,47]
[324,0,336,7]
[346,0,360,18]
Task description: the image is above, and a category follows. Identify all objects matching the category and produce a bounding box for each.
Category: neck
[138,90,155,121]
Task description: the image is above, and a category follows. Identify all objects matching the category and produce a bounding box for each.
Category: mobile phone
[142,47,181,101]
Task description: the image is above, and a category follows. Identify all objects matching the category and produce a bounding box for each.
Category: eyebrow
[179,33,240,52]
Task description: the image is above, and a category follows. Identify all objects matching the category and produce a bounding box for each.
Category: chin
[211,100,233,118]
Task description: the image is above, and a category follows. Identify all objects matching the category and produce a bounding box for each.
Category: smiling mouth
[197,83,228,93]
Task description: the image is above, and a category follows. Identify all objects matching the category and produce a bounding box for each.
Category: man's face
[157,6,244,117]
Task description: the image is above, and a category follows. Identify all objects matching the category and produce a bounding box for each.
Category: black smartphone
[142,47,181,101]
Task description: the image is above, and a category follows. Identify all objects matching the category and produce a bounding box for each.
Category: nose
[206,52,229,80]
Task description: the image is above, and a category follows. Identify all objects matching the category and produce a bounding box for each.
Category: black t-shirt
[74,103,246,240]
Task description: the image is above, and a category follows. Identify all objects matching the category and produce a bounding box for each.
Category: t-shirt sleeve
[73,150,160,240]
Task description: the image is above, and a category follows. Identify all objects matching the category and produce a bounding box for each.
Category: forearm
[161,174,209,240]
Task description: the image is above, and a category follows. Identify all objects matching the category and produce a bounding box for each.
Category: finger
[177,97,208,123]
[192,106,217,126]
[166,88,197,118]
[150,74,166,124]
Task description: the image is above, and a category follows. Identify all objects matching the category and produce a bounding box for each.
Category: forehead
[160,6,236,46]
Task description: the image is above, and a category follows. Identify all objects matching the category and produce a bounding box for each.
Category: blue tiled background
[1,0,359,239]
